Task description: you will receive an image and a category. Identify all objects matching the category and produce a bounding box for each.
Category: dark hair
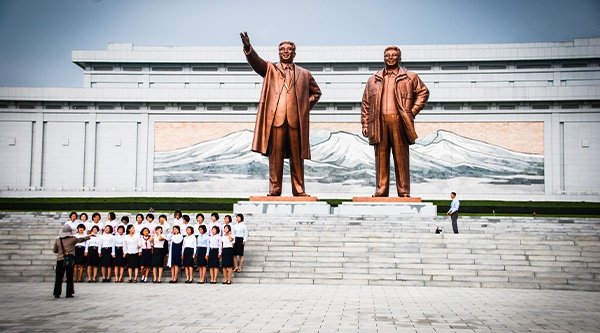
[158,214,168,221]
[140,227,149,235]
[451,192,457,196]
[135,214,144,221]
[155,226,162,231]
[198,225,207,233]
[174,210,182,218]
[236,213,244,222]
[117,225,125,232]
[69,211,78,218]
[183,214,190,223]
[92,212,101,220]
[186,226,194,234]
[211,212,219,220]
[146,213,155,220]
[279,40,296,52]
[196,213,204,220]
[77,223,86,230]
[104,225,113,234]
[126,225,135,234]
[80,212,88,220]
[121,216,129,222]
[224,215,232,223]
[108,212,116,220]
[91,225,100,232]
[172,225,181,232]
[211,226,220,234]
[223,224,231,233]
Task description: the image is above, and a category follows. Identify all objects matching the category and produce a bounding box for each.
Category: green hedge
[0,198,598,216]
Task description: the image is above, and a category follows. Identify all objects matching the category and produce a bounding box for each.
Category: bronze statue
[240,32,322,196]
[361,46,429,197]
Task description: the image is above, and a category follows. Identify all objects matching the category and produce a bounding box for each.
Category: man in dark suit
[240,32,321,196]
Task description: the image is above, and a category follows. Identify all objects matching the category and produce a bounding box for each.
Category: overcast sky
[1,0,599,87]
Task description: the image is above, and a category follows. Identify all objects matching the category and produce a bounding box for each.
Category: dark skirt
[170,242,183,266]
[74,246,86,266]
[113,247,125,267]
[87,246,99,266]
[221,248,234,268]
[182,248,195,267]
[196,247,208,267]
[233,237,245,256]
[152,248,165,267]
[208,248,220,268]
[100,248,113,267]
[140,249,152,267]
[126,253,139,268]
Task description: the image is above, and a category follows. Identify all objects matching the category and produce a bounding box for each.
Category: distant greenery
[0,197,598,217]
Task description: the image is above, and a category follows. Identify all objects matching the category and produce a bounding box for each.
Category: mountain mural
[154,130,544,187]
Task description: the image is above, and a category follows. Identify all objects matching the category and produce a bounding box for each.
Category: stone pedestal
[235,196,330,216]
[335,197,437,217]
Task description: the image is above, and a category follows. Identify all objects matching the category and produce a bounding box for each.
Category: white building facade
[0,38,599,200]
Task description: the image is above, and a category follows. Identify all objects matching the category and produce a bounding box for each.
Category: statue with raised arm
[361,46,429,197]
[240,32,322,197]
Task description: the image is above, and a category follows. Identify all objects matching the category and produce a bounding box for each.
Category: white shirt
[167,233,184,245]
[85,236,101,253]
[74,232,88,248]
[124,234,140,254]
[448,197,460,214]
[153,234,166,248]
[182,236,197,255]
[89,221,104,234]
[156,221,171,234]
[83,221,94,232]
[133,222,148,235]
[99,233,116,255]
[208,222,222,236]
[114,234,125,247]
[221,234,235,248]
[64,220,78,235]
[233,222,248,242]
[105,220,118,234]
[208,234,222,256]
[138,235,153,250]
[146,221,158,234]
[180,223,196,236]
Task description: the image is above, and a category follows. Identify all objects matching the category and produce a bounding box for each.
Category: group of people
[53,210,248,298]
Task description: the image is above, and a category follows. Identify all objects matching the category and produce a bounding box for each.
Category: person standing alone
[447,192,460,234]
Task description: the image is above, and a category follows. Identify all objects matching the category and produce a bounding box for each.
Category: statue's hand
[240,31,251,51]
[362,128,369,137]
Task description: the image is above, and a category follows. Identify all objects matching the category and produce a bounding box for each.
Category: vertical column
[83,113,97,189]
[30,113,44,188]
[145,114,154,192]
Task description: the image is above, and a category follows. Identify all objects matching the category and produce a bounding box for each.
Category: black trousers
[54,260,74,297]
[450,212,459,234]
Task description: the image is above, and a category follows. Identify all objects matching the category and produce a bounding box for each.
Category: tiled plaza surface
[0,282,598,332]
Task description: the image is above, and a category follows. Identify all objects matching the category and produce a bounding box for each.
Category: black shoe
[66,294,74,298]
[54,295,60,298]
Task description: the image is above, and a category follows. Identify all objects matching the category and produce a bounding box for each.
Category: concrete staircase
[1,212,599,291]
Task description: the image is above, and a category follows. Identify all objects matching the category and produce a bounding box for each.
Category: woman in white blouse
[151,226,166,283]
[207,225,222,284]
[124,224,140,283]
[113,225,126,283]
[182,226,197,283]
[233,213,248,273]
[221,224,235,285]
[98,225,116,282]
[84,225,101,282]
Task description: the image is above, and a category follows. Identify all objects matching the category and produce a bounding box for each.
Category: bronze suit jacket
[361,67,429,145]
[245,48,321,159]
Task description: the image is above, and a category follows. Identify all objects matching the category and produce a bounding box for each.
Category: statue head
[384,46,401,69]
[279,40,296,64]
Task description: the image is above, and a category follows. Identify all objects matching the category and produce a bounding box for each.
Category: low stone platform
[336,201,437,217]
[235,199,331,215]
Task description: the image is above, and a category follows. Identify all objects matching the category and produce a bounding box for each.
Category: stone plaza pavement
[0,283,598,333]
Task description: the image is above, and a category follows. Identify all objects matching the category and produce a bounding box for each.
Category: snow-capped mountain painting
[153,129,544,196]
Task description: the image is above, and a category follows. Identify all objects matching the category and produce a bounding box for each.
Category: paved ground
[0,282,599,333]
